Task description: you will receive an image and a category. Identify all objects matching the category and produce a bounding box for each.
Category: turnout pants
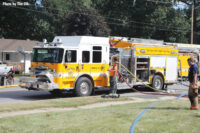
[110,76,117,94]
[188,85,198,108]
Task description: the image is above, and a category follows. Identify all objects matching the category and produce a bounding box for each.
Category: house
[0,39,38,73]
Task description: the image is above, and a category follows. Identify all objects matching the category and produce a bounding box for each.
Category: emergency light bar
[37,38,63,47]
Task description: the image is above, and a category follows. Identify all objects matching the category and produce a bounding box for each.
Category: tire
[152,75,164,90]
[75,77,93,97]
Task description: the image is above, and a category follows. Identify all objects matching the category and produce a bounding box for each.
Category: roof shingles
[0,39,38,52]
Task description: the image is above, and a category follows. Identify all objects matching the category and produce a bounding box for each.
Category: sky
[35,0,42,6]
[173,1,188,10]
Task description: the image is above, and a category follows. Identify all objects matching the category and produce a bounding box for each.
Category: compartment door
[166,56,178,82]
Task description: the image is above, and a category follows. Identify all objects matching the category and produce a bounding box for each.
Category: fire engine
[20,36,179,96]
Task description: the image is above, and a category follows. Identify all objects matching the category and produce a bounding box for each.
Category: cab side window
[93,46,102,63]
[65,50,77,63]
[82,51,90,63]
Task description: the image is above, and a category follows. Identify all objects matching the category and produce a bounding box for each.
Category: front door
[63,49,79,89]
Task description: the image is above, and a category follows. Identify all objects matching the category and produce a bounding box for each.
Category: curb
[0,85,19,89]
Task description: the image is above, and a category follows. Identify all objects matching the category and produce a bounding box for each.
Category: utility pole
[191,3,194,44]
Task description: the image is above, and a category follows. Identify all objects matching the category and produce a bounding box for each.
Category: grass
[0,98,199,133]
[0,96,130,113]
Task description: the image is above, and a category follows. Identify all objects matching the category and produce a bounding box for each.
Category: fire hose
[116,62,188,133]
[117,62,188,97]
[129,92,187,133]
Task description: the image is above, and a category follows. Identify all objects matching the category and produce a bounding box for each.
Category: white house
[0,39,38,73]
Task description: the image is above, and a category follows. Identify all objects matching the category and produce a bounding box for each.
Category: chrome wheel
[80,82,89,95]
[75,77,93,96]
[154,79,161,89]
[152,75,164,90]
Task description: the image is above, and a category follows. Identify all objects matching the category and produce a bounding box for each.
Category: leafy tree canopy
[62,7,110,36]
[1,0,200,44]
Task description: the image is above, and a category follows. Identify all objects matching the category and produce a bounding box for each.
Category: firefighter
[108,56,120,98]
[101,56,120,98]
[187,58,199,110]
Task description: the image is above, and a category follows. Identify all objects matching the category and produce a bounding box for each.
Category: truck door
[63,49,79,88]
[80,50,91,75]
[91,46,108,87]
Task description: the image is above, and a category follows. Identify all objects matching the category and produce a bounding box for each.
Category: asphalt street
[0,81,189,104]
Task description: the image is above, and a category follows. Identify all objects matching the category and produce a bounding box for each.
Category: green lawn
[0,96,130,113]
[0,98,199,133]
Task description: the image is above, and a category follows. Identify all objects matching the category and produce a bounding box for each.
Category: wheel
[152,75,164,90]
[75,77,93,96]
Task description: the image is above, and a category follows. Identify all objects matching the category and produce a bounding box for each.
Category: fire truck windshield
[32,48,64,63]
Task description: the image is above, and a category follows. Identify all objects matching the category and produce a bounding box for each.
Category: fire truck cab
[21,36,110,96]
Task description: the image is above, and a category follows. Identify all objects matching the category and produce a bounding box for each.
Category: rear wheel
[75,77,93,96]
[152,75,164,90]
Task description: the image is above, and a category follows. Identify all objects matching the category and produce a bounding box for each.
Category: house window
[6,53,10,61]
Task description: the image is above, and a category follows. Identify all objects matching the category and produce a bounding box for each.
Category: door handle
[76,66,79,71]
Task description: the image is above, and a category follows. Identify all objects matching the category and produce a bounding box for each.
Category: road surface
[0,82,189,104]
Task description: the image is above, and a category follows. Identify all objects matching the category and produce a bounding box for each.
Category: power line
[1,3,199,35]
[3,0,190,31]
[24,2,192,32]
[0,4,56,16]
[106,22,193,34]
[146,0,172,4]
[4,0,186,32]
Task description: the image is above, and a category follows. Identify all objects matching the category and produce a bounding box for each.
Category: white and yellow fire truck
[20,36,179,96]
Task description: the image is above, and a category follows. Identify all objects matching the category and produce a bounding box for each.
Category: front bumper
[19,77,58,91]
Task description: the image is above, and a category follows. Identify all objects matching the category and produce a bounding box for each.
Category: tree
[145,6,190,43]
[62,7,110,36]
[92,0,190,43]
[0,0,56,41]
[0,0,93,41]
[174,0,200,43]
[0,0,193,43]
